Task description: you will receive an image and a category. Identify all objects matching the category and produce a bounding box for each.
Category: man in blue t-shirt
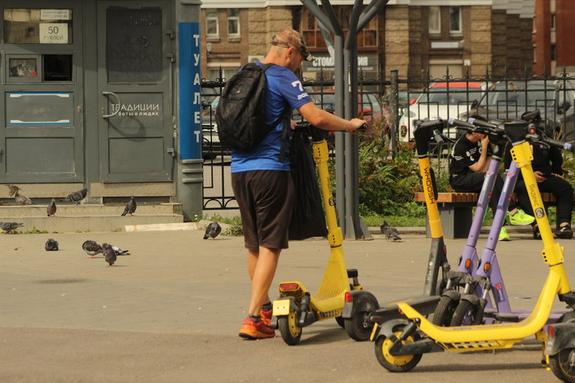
[234,29,366,340]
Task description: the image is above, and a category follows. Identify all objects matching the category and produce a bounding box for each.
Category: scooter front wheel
[374,325,422,372]
[278,310,302,346]
[432,295,458,326]
[549,347,575,383]
[450,299,484,326]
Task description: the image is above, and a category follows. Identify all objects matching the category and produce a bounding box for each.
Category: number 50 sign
[39,23,69,44]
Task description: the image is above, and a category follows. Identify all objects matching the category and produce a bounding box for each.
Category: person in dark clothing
[506,136,573,239]
[449,130,534,241]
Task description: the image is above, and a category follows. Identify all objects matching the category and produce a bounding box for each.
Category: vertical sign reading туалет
[178,22,201,160]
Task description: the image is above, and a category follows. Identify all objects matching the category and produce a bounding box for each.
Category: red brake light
[279,283,300,292]
[548,324,556,338]
[464,259,472,270]
[362,107,373,115]
[345,292,353,303]
[409,98,417,105]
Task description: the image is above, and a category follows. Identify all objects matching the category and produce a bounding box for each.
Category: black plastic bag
[289,128,327,240]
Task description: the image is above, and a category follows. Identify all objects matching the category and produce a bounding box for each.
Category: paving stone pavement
[0,230,573,383]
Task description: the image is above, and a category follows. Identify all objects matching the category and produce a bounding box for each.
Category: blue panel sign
[178,22,202,160]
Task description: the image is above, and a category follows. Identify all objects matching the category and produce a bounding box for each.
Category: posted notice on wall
[39,23,68,44]
[40,9,71,21]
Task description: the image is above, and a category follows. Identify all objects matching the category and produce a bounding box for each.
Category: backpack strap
[278,107,293,163]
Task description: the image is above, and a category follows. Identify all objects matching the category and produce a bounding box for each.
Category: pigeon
[0,222,23,234]
[380,221,402,241]
[7,184,19,197]
[82,240,103,256]
[45,239,59,251]
[65,188,88,204]
[102,243,117,266]
[110,245,130,256]
[14,191,32,205]
[121,196,137,216]
[203,222,222,239]
[47,199,57,217]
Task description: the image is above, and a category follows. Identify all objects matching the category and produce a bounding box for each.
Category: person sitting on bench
[449,129,534,241]
[505,126,573,240]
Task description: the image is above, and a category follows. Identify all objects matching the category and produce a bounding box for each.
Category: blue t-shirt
[231,63,312,173]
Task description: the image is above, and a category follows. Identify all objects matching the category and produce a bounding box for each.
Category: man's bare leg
[247,246,280,316]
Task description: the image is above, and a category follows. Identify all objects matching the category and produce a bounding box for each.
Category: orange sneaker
[260,307,273,326]
[239,316,275,340]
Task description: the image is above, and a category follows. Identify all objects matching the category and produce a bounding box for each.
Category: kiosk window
[9,58,38,79]
[43,54,72,81]
[106,7,163,83]
[4,9,73,44]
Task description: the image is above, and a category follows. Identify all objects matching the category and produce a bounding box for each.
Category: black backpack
[215,63,274,152]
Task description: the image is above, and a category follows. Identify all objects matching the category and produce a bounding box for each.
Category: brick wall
[505,13,522,77]
[491,9,507,78]
[556,0,575,69]
[469,6,492,78]
[384,5,410,78]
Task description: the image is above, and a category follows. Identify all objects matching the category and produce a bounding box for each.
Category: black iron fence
[201,68,575,210]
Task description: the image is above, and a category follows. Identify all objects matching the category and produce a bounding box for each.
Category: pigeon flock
[3,185,138,218]
[2,185,224,268]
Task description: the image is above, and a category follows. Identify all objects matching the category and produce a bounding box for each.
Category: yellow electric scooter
[371,120,575,382]
[272,123,363,346]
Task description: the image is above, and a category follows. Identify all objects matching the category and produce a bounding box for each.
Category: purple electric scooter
[449,112,572,325]
[431,118,509,326]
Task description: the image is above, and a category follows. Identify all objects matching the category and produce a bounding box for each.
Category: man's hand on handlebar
[349,118,368,133]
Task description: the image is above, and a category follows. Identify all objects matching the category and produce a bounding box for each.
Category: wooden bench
[414,192,559,238]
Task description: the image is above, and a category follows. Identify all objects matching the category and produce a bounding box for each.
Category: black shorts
[231,170,295,250]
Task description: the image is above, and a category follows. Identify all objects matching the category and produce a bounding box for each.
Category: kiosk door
[97,1,174,182]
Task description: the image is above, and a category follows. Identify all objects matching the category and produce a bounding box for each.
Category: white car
[398,82,486,142]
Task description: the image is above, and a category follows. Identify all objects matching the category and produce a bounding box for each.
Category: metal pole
[344,0,364,239]
[301,0,387,238]
[390,69,399,159]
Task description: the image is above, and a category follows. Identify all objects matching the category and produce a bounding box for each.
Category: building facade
[200,0,535,82]
[0,0,204,220]
[533,0,575,75]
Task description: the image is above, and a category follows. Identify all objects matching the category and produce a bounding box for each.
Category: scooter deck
[369,295,441,324]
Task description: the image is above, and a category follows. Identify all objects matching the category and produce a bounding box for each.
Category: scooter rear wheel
[345,293,379,341]
[432,295,458,326]
[549,347,575,383]
[374,325,422,372]
[278,310,302,346]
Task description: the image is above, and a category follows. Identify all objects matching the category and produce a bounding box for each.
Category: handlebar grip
[433,129,444,144]
[416,119,445,130]
[545,137,575,153]
[448,118,475,130]
[468,117,499,130]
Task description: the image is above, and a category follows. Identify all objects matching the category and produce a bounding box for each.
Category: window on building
[206,10,218,38]
[227,9,239,38]
[551,44,557,61]
[450,7,462,35]
[551,14,556,31]
[359,18,377,48]
[4,8,73,44]
[429,7,441,34]
[302,10,317,48]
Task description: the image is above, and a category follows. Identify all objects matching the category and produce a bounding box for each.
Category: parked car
[460,79,575,141]
[398,82,486,142]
